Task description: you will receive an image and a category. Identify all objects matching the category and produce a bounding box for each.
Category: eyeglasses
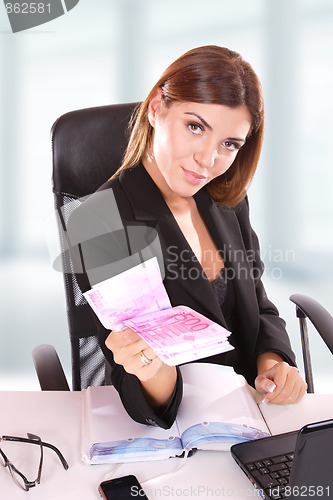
[0,433,69,491]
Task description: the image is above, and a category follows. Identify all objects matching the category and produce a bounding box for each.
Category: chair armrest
[32,344,70,391]
[290,294,333,354]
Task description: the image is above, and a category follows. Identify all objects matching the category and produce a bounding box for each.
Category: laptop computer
[231,418,333,500]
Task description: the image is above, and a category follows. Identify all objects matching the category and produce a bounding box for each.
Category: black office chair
[32,102,138,391]
[289,294,333,393]
[32,104,333,393]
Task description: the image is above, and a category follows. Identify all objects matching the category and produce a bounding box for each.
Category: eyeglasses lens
[1,448,27,491]
[8,465,27,491]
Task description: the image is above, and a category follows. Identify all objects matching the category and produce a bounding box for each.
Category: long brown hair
[112,45,264,207]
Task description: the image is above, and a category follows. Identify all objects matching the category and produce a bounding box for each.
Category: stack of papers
[83,257,233,365]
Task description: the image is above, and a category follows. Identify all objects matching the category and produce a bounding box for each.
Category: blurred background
[0,0,332,391]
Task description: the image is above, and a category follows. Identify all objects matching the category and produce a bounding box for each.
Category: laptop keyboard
[245,452,294,500]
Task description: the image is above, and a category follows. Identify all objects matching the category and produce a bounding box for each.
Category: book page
[176,363,270,450]
[259,393,333,436]
[81,385,181,463]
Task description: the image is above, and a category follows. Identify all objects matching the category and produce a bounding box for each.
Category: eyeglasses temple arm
[1,436,69,470]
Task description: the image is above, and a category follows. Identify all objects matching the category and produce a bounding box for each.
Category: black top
[211,268,235,330]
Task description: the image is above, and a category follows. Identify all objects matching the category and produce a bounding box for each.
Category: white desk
[1,391,333,500]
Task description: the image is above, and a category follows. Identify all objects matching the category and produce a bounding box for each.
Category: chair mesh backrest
[52,102,138,390]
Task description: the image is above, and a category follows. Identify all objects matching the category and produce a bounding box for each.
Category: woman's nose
[193,143,218,169]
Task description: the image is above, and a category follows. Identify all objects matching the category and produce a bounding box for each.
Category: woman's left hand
[255,360,307,405]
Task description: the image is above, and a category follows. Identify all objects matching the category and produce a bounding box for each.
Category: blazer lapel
[195,189,259,338]
[119,164,259,338]
[119,165,227,325]
[117,165,261,363]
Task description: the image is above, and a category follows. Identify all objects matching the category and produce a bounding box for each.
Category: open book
[83,257,233,365]
[81,363,270,464]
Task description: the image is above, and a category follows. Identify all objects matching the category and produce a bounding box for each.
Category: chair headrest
[52,102,138,198]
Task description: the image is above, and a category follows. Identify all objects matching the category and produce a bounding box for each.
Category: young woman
[69,46,306,429]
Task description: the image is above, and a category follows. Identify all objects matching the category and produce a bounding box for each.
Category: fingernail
[262,397,270,404]
[266,382,276,393]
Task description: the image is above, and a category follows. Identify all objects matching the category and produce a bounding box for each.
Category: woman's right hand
[105,328,178,408]
[105,328,164,382]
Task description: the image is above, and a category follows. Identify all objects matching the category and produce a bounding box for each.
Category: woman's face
[145,90,252,203]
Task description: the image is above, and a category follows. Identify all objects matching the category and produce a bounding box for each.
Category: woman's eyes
[187,123,242,152]
[187,122,204,134]
[223,140,241,151]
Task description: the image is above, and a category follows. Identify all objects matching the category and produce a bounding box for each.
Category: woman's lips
[181,167,207,185]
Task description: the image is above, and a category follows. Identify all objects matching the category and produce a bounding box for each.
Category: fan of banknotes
[84,257,233,365]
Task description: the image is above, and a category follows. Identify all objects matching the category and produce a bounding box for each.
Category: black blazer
[68,163,296,429]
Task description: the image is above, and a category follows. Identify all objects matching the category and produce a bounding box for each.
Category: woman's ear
[147,88,163,128]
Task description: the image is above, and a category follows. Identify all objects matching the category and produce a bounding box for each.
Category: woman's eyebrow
[184,112,213,131]
[228,137,246,144]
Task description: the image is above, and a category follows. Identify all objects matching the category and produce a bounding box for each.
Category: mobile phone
[98,475,149,500]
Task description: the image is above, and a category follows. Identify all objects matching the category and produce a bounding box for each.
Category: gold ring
[139,350,152,366]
